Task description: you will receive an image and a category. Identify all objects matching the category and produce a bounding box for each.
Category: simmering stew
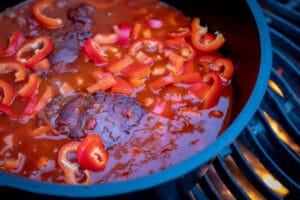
[0,0,234,184]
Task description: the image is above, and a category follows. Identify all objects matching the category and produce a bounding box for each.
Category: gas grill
[1,0,299,199]
[185,0,300,199]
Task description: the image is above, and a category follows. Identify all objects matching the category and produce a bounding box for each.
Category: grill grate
[186,0,300,199]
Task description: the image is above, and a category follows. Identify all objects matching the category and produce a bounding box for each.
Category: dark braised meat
[49,4,94,64]
[45,92,146,147]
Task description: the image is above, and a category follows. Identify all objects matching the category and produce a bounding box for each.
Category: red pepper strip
[19,95,38,121]
[166,52,185,75]
[32,0,63,29]
[179,44,196,61]
[86,72,117,93]
[151,97,173,118]
[105,55,133,73]
[144,17,164,29]
[175,72,202,84]
[16,36,53,67]
[128,38,164,56]
[86,0,117,9]
[191,17,225,52]
[121,62,151,79]
[94,32,118,44]
[0,79,15,105]
[31,125,53,137]
[167,27,191,39]
[135,51,155,66]
[0,31,24,58]
[187,81,210,100]
[114,24,132,46]
[77,134,108,171]
[111,76,134,95]
[17,73,40,98]
[131,22,142,40]
[0,61,26,82]
[2,153,24,170]
[149,74,175,90]
[82,38,108,64]
[211,58,234,82]
[0,103,16,119]
[187,72,222,106]
[58,141,91,184]
[182,60,195,74]
[33,85,53,115]
[200,72,222,109]
[165,38,186,47]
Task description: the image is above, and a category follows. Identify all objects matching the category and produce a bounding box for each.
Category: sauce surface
[0,0,233,184]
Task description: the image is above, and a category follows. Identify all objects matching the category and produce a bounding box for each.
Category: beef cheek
[49,3,94,64]
[46,92,146,147]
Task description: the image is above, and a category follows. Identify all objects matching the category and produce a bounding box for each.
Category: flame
[237,143,289,198]
[264,112,300,156]
[268,80,284,97]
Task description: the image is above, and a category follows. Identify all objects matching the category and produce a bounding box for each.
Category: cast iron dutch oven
[0,0,272,199]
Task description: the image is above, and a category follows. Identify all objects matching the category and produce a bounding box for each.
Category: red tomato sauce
[0,0,233,184]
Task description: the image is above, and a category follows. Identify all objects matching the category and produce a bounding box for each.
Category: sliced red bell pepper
[114,24,132,46]
[187,72,222,106]
[179,44,196,61]
[86,72,117,93]
[19,95,38,121]
[33,85,53,115]
[0,103,16,119]
[128,38,164,56]
[0,79,15,105]
[32,0,63,29]
[2,153,24,170]
[182,60,195,74]
[82,38,108,64]
[16,35,53,67]
[121,62,151,79]
[175,72,202,84]
[149,74,175,90]
[131,22,142,40]
[135,50,154,65]
[94,32,118,44]
[17,73,40,98]
[200,72,222,109]
[165,38,186,47]
[166,52,185,75]
[0,31,24,58]
[212,58,234,82]
[111,76,134,95]
[105,55,133,73]
[58,141,91,184]
[144,17,165,29]
[0,61,26,82]
[151,97,173,118]
[77,134,108,171]
[167,27,191,39]
[191,17,225,52]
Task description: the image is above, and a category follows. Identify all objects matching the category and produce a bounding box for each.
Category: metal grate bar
[269,28,300,63]
[263,11,300,45]
[258,0,300,26]
[194,176,221,200]
[255,109,300,179]
[263,89,300,143]
[230,142,282,200]
[241,125,300,197]
[270,68,299,106]
[212,156,251,200]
